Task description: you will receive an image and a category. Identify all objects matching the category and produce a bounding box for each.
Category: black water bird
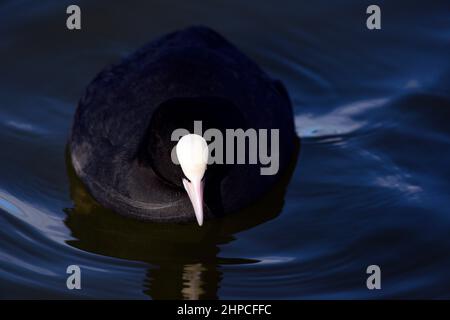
[69,26,298,225]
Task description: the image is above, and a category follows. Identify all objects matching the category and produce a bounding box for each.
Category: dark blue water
[1,0,450,299]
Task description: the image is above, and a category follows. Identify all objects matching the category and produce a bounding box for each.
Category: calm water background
[1,0,450,299]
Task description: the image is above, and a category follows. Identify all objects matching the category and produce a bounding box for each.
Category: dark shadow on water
[63,138,300,299]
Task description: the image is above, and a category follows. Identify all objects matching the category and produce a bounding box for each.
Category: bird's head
[142,97,246,226]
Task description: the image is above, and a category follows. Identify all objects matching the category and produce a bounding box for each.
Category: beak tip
[195,210,204,226]
[183,178,205,227]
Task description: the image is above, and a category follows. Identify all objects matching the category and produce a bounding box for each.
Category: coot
[69,26,297,225]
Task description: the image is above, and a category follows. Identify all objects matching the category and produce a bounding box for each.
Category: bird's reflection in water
[182,263,206,300]
[64,139,299,299]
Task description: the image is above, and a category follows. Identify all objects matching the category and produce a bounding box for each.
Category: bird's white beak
[182,178,204,226]
[176,134,208,226]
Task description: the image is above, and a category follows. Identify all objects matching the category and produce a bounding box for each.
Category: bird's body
[69,26,297,223]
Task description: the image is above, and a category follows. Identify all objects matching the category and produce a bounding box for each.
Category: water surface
[1,0,450,299]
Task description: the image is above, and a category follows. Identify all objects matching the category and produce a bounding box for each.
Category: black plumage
[69,26,297,223]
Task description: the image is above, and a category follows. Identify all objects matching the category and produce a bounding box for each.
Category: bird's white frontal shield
[176,134,208,226]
